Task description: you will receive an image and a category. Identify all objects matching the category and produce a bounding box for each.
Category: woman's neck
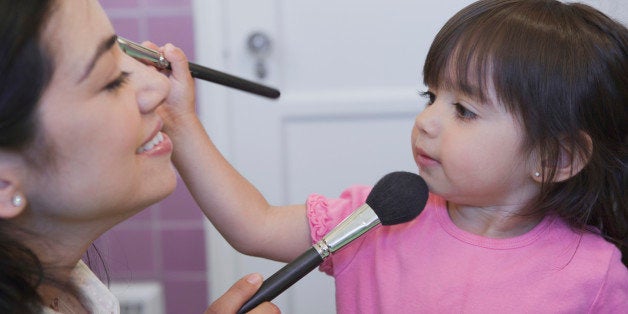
[39,284,89,314]
[15,209,112,268]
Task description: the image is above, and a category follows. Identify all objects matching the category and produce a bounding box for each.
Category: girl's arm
[158,44,312,262]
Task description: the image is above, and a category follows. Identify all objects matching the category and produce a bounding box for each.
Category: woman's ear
[532,132,592,183]
[0,179,26,219]
[0,153,28,219]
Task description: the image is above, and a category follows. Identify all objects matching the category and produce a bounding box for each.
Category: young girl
[163,0,627,312]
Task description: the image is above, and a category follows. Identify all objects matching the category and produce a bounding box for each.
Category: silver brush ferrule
[117,36,170,69]
[322,204,380,254]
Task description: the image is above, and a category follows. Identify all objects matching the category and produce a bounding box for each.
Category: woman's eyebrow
[77,34,118,83]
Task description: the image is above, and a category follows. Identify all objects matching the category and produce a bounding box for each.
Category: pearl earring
[534,171,541,178]
[11,194,24,207]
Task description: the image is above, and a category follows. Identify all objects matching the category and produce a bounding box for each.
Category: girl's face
[22,0,176,225]
[411,86,539,208]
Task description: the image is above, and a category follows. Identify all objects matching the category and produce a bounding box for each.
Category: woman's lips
[137,131,173,156]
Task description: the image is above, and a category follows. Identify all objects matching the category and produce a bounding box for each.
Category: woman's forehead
[40,0,113,79]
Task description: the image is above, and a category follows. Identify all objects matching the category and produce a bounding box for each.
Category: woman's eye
[454,103,477,120]
[419,91,436,105]
[104,71,130,92]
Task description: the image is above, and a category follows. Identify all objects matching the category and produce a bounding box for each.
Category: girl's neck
[446,202,543,238]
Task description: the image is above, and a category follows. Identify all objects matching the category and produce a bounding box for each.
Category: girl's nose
[414,103,441,138]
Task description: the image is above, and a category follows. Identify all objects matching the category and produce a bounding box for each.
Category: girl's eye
[454,103,477,120]
[419,91,436,105]
[103,71,130,92]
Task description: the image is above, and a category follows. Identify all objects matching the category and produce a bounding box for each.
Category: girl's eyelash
[418,90,478,121]
[454,103,478,120]
[419,90,435,105]
[104,71,130,92]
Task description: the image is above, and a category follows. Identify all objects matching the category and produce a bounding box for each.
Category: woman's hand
[205,273,280,314]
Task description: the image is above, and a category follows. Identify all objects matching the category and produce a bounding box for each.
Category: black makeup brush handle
[188,62,280,99]
[237,247,323,314]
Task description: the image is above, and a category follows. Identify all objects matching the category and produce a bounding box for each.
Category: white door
[191,1,626,313]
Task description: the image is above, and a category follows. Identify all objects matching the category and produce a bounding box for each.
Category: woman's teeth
[137,132,164,153]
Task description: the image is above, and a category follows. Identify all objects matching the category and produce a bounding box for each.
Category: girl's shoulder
[577,227,626,272]
[551,220,628,294]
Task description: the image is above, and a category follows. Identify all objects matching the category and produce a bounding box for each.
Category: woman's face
[23,0,176,224]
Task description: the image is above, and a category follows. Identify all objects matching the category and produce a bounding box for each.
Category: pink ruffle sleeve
[305,185,372,275]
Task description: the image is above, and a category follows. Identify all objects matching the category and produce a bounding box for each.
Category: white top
[43,261,119,314]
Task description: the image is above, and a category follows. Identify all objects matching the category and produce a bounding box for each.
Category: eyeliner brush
[117,36,280,99]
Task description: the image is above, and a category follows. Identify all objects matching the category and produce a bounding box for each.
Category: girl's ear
[532,131,592,183]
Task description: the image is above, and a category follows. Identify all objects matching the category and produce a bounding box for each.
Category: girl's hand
[141,41,197,135]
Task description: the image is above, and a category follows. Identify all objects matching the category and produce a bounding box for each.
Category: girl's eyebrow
[78,34,118,83]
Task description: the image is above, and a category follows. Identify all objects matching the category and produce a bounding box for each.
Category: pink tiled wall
[96,1,207,313]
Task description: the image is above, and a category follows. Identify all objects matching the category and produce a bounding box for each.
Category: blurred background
[96,0,627,313]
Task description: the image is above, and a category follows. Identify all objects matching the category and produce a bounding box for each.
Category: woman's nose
[134,64,171,114]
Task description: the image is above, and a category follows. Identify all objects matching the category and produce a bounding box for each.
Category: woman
[0,0,276,312]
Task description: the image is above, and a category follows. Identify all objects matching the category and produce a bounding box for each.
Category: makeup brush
[237,171,429,314]
[117,36,280,99]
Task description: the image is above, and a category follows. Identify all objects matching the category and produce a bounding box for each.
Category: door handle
[247,32,273,79]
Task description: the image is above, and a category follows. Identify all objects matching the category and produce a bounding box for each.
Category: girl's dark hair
[0,0,56,312]
[423,0,627,265]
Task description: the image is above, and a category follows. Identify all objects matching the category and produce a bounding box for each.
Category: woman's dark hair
[0,0,56,312]
[0,0,54,149]
[423,0,627,265]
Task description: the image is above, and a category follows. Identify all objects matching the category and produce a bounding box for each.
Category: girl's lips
[415,148,440,167]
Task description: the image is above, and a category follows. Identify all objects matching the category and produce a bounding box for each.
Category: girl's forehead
[431,62,498,108]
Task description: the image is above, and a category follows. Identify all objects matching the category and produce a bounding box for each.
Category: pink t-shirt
[306,186,628,313]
